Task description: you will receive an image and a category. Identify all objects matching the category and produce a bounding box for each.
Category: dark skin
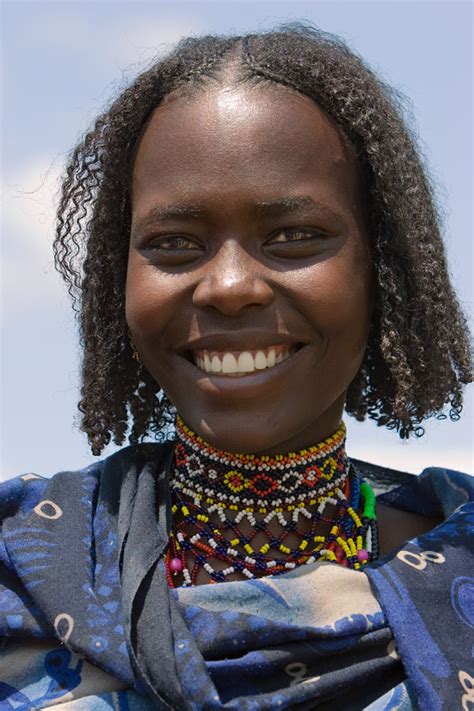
[126,84,440,570]
[127,84,371,452]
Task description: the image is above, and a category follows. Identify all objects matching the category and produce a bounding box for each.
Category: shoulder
[0,442,174,583]
[350,458,415,496]
[0,441,174,525]
[352,458,473,508]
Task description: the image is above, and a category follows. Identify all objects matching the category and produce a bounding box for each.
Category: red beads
[165,418,377,588]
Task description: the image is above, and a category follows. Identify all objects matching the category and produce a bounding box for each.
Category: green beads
[360,481,376,520]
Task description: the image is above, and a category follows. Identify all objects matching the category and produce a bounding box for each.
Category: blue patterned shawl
[0,443,473,710]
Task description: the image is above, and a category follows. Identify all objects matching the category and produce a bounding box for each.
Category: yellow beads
[347,506,362,528]
[176,415,346,466]
[168,416,376,585]
[336,537,351,557]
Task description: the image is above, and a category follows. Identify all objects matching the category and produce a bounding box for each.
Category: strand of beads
[173,417,349,512]
[165,420,378,587]
[359,479,379,561]
[165,469,378,587]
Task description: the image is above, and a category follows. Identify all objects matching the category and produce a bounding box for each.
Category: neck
[166,417,378,587]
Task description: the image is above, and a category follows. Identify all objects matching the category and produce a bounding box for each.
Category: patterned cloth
[0,442,473,710]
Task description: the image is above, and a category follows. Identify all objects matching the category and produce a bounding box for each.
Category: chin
[166,363,348,454]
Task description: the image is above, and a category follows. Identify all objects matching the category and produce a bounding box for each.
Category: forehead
[131,83,363,212]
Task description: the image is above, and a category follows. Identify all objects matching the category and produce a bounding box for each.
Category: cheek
[125,256,175,347]
[298,255,372,342]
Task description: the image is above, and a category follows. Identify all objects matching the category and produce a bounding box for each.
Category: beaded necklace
[165,418,379,587]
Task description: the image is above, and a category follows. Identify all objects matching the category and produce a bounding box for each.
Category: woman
[0,25,472,711]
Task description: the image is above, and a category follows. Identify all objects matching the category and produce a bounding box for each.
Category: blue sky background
[1,0,472,480]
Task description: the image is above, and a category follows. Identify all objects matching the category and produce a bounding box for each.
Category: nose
[192,240,275,316]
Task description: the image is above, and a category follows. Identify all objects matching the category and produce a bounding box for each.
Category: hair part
[53,23,472,455]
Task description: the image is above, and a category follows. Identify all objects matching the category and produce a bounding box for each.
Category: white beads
[170,418,356,586]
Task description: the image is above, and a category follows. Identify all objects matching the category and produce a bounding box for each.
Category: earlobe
[127,329,141,363]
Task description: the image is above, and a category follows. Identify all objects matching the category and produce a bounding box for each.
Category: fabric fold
[0,447,472,710]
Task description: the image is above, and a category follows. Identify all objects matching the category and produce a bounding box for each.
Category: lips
[175,332,306,379]
[194,344,296,376]
[168,330,312,400]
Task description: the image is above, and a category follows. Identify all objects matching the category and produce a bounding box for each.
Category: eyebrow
[134,195,341,229]
[134,203,205,228]
[253,196,340,221]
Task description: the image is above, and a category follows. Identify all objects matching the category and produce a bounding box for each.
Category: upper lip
[176,332,307,354]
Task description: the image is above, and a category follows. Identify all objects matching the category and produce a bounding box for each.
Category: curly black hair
[53,23,472,456]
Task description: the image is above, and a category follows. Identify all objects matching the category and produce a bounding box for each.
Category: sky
[1,0,472,481]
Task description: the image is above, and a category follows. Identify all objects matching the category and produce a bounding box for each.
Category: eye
[267,228,321,244]
[264,228,330,256]
[143,234,204,264]
[147,235,202,251]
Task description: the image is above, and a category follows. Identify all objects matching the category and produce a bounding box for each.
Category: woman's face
[126,84,372,454]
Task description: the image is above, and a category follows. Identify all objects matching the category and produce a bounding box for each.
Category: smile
[193,344,297,377]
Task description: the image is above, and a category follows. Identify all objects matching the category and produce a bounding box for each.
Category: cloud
[1,9,208,318]
[109,16,209,69]
[22,8,208,75]
[1,155,67,315]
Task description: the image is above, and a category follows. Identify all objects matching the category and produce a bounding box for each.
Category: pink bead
[169,558,183,573]
[357,549,369,562]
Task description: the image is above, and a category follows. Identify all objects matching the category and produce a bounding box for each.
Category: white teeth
[254,351,267,370]
[194,346,295,375]
[211,355,222,373]
[237,352,255,373]
[222,353,238,373]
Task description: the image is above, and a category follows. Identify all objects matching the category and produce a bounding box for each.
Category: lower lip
[177,346,310,398]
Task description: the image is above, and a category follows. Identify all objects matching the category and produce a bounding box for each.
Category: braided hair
[53,24,472,455]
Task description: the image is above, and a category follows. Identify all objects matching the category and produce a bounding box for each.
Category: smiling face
[126,83,372,454]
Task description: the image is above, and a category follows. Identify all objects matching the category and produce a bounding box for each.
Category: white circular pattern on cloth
[459,670,474,711]
[284,662,320,687]
[396,550,445,571]
[54,613,75,642]
[33,499,63,520]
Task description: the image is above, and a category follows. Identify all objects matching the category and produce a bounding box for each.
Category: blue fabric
[0,445,473,710]
[366,468,474,711]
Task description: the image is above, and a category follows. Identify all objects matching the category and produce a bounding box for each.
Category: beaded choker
[166,417,379,587]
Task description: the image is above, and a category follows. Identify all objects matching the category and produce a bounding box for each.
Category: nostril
[192,269,275,315]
